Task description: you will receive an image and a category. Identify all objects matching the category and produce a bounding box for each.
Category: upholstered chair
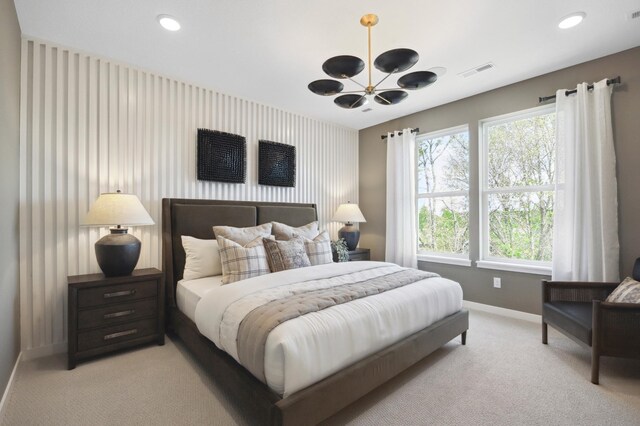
[542,258,640,384]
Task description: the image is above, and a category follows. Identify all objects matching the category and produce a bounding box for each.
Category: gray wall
[359,47,640,315]
[0,0,21,395]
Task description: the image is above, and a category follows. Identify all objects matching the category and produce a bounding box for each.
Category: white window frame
[477,105,555,275]
[415,124,471,266]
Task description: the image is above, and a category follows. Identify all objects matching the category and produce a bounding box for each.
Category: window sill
[417,254,472,267]
[476,260,551,275]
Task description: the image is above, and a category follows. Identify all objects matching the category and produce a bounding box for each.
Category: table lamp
[82,190,154,277]
[333,202,366,251]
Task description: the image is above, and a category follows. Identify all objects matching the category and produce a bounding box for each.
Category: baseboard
[21,342,66,361]
[463,300,541,323]
[0,352,22,419]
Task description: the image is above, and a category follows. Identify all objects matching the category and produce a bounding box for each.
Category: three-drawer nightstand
[348,248,371,261]
[67,268,164,369]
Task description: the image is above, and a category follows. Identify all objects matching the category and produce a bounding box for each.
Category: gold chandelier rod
[360,14,378,92]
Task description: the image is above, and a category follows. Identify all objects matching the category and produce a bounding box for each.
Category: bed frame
[162,198,469,425]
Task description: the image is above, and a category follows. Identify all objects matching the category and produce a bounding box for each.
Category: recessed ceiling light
[158,14,181,31]
[558,12,586,29]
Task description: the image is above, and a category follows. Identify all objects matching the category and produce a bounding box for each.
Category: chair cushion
[543,301,593,346]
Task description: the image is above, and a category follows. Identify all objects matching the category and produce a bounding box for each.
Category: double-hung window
[416,125,470,265]
[478,105,556,273]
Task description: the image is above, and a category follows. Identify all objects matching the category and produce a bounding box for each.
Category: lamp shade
[83,192,154,227]
[332,203,366,224]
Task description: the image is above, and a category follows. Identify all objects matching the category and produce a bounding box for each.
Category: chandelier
[308,14,437,109]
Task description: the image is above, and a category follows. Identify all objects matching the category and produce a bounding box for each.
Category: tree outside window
[416,126,469,256]
[481,107,556,263]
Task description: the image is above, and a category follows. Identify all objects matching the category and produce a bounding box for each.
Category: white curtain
[552,79,619,281]
[386,129,417,268]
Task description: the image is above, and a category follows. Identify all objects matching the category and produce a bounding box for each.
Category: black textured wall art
[197,129,246,183]
[258,140,296,187]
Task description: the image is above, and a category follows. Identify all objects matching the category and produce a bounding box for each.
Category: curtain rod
[380,127,420,140]
[538,76,621,103]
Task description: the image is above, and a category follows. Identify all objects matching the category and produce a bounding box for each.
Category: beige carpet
[1,310,639,425]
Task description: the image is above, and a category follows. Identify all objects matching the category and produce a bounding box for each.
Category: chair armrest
[542,280,619,303]
[593,300,640,357]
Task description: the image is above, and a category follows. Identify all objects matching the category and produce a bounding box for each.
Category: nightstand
[348,248,370,261]
[67,268,164,369]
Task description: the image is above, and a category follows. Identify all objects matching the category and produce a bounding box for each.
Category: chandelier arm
[339,90,368,95]
[346,76,367,90]
[373,71,397,90]
[350,94,367,109]
[375,94,392,105]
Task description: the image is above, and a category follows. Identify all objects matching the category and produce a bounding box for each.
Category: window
[416,125,470,263]
[479,106,556,272]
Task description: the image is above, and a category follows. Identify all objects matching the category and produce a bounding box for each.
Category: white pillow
[213,223,272,246]
[217,235,271,284]
[181,236,222,281]
[272,221,319,240]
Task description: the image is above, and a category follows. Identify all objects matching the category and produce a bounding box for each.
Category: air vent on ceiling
[362,108,373,113]
[630,10,640,19]
[458,62,495,78]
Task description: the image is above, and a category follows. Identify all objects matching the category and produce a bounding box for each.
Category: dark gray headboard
[161,198,317,308]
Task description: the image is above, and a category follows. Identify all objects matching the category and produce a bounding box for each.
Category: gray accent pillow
[213,223,272,246]
[272,221,319,241]
[217,236,271,284]
[263,236,311,272]
[606,277,640,303]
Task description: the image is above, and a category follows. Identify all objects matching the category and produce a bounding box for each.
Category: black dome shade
[374,90,408,105]
[308,79,344,96]
[322,56,365,79]
[397,71,437,90]
[374,49,419,73]
[334,94,368,109]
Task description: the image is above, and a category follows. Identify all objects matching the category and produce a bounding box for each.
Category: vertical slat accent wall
[19,39,359,352]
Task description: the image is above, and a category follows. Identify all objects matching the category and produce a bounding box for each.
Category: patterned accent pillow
[271,221,319,241]
[606,277,640,303]
[262,236,311,272]
[297,230,334,266]
[213,223,272,246]
[217,235,271,284]
[181,236,222,281]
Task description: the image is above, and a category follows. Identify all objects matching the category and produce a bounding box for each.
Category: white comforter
[194,261,463,397]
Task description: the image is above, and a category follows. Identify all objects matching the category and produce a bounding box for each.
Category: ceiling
[14,0,640,130]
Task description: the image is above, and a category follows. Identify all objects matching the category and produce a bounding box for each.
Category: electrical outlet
[493,277,501,288]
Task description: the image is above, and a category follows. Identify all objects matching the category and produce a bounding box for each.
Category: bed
[162,198,469,425]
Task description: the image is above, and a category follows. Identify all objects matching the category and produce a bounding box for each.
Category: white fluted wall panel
[19,39,359,352]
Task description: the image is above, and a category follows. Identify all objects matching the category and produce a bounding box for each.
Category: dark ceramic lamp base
[338,223,360,251]
[95,228,141,277]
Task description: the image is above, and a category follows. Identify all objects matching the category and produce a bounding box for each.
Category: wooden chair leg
[461,331,467,345]
[591,348,600,384]
[542,321,548,344]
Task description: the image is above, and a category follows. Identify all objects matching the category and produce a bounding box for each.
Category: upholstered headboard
[161,198,317,308]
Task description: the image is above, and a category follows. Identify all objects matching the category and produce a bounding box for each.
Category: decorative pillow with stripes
[217,235,271,284]
[296,230,334,266]
[606,277,640,303]
[213,223,272,246]
[272,221,319,241]
[262,236,311,272]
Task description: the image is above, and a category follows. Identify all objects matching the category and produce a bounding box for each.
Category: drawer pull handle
[103,309,135,319]
[103,289,136,299]
[103,329,138,341]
